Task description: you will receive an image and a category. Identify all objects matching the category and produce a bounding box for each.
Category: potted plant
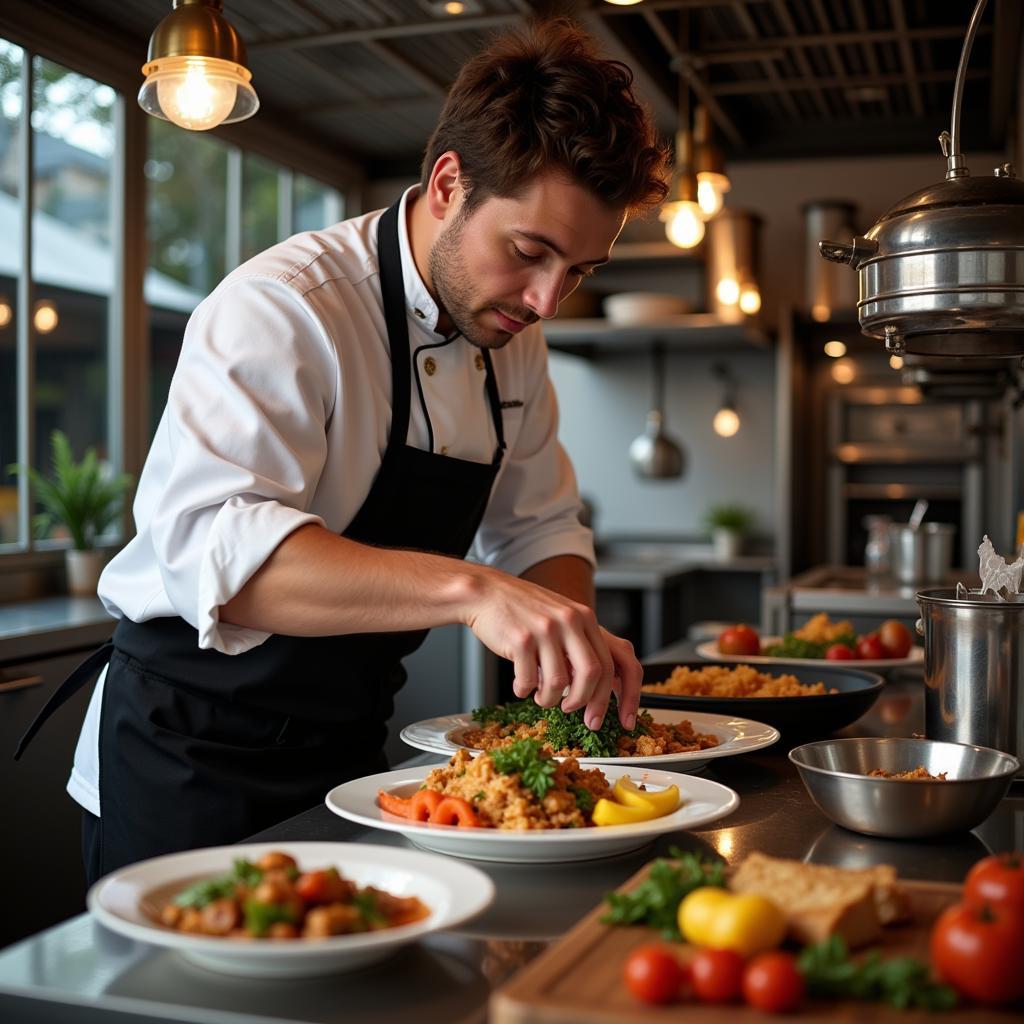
[8,430,133,596]
[703,503,754,561]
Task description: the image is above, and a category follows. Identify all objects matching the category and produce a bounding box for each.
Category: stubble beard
[427,214,533,350]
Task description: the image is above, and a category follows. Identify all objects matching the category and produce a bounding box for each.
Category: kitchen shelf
[833,442,980,465]
[843,483,963,500]
[544,313,770,357]
[606,240,698,263]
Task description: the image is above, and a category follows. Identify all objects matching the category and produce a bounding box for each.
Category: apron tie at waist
[14,641,114,760]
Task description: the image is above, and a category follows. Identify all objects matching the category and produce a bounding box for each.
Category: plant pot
[712,527,742,561]
[65,548,105,597]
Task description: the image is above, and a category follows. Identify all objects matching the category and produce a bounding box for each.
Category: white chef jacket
[68,185,594,816]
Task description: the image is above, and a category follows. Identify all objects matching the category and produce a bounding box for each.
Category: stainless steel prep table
[1,647,1020,1024]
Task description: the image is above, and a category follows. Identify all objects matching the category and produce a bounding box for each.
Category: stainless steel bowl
[788,737,1019,839]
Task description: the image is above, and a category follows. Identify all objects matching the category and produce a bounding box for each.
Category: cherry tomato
[295,868,349,904]
[825,643,856,661]
[930,900,1024,1006]
[718,625,761,657]
[742,951,805,1013]
[623,944,685,1005]
[964,853,1024,914]
[691,947,745,1004]
[877,619,913,659]
[855,633,887,660]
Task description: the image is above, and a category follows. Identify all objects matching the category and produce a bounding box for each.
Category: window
[145,130,344,437]
[0,40,119,549]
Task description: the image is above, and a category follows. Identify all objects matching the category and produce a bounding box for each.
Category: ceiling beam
[889,0,925,117]
[698,24,990,52]
[250,13,522,53]
[850,0,893,116]
[361,39,446,98]
[806,0,856,119]
[640,8,745,148]
[723,2,804,120]
[711,68,988,97]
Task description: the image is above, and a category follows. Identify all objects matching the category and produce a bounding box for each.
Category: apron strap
[481,349,506,463]
[377,202,412,455]
[13,640,114,761]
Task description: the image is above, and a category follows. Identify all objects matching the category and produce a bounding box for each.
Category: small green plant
[703,503,754,535]
[7,430,132,550]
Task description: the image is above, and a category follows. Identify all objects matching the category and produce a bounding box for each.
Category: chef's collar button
[424,356,438,376]
[439,445,449,455]
[475,354,485,372]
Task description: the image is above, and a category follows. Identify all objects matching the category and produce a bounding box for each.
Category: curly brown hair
[420,18,670,218]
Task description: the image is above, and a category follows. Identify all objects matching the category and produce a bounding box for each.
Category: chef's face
[428,170,625,349]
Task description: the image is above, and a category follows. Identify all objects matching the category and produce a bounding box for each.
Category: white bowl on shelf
[603,292,691,325]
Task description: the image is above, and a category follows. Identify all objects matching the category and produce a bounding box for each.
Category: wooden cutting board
[490,861,1018,1024]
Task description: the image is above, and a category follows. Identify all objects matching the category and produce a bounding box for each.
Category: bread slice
[728,852,909,949]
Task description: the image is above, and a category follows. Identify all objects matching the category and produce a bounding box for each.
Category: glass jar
[863,515,892,576]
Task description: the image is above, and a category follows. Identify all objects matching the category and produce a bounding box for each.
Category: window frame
[0,1,364,585]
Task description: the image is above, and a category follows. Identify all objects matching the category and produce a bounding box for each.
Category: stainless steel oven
[825,384,985,569]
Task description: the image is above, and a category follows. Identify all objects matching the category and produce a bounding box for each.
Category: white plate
[695,638,924,670]
[87,841,494,978]
[400,708,779,773]
[325,764,739,863]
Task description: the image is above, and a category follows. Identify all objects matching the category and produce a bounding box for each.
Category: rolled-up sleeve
[471,331,595,577]
[149,277,336,654]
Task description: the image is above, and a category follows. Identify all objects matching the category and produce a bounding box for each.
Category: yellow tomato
[612,775,681,815]
[678,888,786,958]
[678,886,732,945]
[591,798,662,826]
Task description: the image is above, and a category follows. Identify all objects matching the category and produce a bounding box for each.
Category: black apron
[16,201,506,879]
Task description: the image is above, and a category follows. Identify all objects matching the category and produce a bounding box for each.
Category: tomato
[742,951,805,1013]
[964,853,1024,914]
[691,947,745,1003]
[623,944,685,1005]
[718,625,761,656]
[877,619,913,659]
[855,633,887,660]
[930,900,1024,1005]
[679,886,786,957]
[825,643,856,660]
[295,868,349,904]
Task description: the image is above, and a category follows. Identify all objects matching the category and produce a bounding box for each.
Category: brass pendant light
[694,105,731,219]
[138,0,259,132]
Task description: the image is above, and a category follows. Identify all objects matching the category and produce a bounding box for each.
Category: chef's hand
[463,573,642,732]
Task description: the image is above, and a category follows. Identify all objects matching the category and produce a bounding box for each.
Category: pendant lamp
[138,0,259,132]
[694,105,731,219]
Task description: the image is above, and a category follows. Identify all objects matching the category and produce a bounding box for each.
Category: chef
[16,19,671,882]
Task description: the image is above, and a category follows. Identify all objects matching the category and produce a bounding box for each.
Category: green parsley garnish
[243,898,297,937]
[763,632,857,660]
[572,787,594,812]
[601,848,726,939]
[353,890,387,927]
[798,936,957,1011]
[489,738,557,800]
[472,697,652,759]
[173,858,265,908]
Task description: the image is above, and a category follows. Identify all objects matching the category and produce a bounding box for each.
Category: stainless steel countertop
[1,664,1019,1024]
[0,596,111,662]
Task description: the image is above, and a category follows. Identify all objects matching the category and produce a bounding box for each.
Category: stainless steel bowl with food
[788,737,1019,839]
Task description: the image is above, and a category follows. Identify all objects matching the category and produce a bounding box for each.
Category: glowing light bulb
[661,201,705,249]
[811,303,831,322]
[824,340,847,358]
[738,285,761,315]
[889,354,904,369]
[831,358,856,384]
[603,0,644,5]
[156,59,237,131]
[444,0,465,11]
[713,406,741,437]
[697,171,730,218]
[716,277,740,306]
[0,300,11,328]
[33,300,58,333]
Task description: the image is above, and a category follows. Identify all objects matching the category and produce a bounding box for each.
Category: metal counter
[1,678,1020,1024]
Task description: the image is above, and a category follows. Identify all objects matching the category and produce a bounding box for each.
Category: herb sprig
[173,858,264,909]
[601,848,726,939]
[489,738,557,799]
[798,936,958,1011]
[763,632,857,660]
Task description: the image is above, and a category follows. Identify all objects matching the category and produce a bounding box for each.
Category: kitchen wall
[366,149,1006,548]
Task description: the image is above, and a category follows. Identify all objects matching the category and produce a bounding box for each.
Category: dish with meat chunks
[86,842,494,977]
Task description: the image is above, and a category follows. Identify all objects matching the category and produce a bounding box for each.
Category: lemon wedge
[591,797,663,826]
[612,774,681,815]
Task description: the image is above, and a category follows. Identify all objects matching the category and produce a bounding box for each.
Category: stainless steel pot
[818,0,1024,357]
[888,523,955,584]
[916,588,1024,774]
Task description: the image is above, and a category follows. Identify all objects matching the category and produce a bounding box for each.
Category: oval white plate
[87,841,494,978]
[695,638,924,670]
[400,708,779,773]
[326,764,739,864]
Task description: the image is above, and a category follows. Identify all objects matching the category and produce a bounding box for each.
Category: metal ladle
[629,343,685,479]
